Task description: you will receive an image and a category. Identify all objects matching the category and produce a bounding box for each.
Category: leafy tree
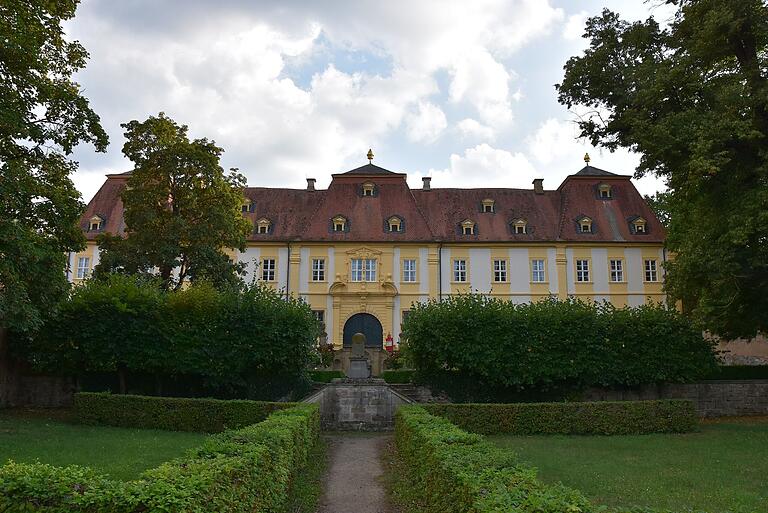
[0,0,107,337]
[644,191,672,229]
[95,113,251,290]
[557,1,768,338]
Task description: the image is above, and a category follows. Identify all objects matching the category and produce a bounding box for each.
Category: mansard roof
[80,161,665,243]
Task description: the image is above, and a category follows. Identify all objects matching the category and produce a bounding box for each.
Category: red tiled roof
[81,164,665,243]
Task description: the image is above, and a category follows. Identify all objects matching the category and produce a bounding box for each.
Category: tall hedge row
[27,275,321,400]
[0,404,320,513]
[74,392,298,432]
[402,295,717,401]
[423,399,697,435]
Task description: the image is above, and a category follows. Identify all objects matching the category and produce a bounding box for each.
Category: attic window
[256,218,272,234]
[481,199,495,213]
[632,217,647,234]
[511,218,527,234]
[461,219,476,236]
[241,198,253,213]
[388,216,402,233]
[88,216,103,231]
[598,184,612,199]
[362,182,375,197]
[578,216,593,233]
[332,216,347,232]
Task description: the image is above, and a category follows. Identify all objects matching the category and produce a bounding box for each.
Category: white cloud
[525,118,666,195]
[405,102,447,143]
[456,118,496,141]
[424,143,537,188]
[563,11,589,41]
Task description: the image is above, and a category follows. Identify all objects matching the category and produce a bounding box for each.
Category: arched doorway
[343,313,383,348]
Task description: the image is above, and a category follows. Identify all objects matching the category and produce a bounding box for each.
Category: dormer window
[332,215,347,232]
[241,198,253,213]
[481,199,495,213]
[362,182,375,197]
[88,215,103,231]
[256,217,272,234]
[511,218,527,234]
[388,216,402,233]
[598,184,612,199]
[461,219,476,236]
[632,217,647,234]
[578,216,593,233]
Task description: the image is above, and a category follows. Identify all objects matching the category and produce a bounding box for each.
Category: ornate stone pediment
[345,246,382,259]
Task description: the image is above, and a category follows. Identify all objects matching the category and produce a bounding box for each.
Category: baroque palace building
[71,152,666,356]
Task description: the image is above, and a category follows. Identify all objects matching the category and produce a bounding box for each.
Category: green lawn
[0,410,207,481]
[490,420,768,513]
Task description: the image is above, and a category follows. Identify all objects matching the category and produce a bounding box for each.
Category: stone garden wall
[583,380,768,417]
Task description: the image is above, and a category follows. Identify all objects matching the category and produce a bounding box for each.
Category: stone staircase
[387,383,450,403]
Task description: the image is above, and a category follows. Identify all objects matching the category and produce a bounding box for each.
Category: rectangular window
[645,259,658,282]
[493,259,507,282]
[312,258,325,281]
[312,310,325,326]
[610,259,624,282]
[76,256,91,279]
[351,258,377,282]
[402,259,417,282]
[453,259,467,282]
[531,259,546,283]
[576,259,590,282]
[262,258,276,281]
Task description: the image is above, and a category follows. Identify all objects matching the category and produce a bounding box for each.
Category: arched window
[256,218,272,234]
[511,218,528,234]
[481,198,495,213]
[461,219,476,236]
[241,198,253,213]
[388,216,402,232]
[632,217,647,234]
[598,183,612,199]
[89,215,103,231]
[577,216,593,233]
[362,182,375,197]
[332,215,347,232]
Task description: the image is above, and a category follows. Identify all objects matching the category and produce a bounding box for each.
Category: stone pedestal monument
[346,332,371,379]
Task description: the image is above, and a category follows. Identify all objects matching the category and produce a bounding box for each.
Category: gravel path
[316,433,392,513]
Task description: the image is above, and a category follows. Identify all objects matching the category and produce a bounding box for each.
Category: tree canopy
[95,113,251,290]
[557,0,768,338]
[0,0,107,335]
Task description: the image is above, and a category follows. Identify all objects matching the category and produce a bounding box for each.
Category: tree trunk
[154,373,163,396]
[0,327,19,407]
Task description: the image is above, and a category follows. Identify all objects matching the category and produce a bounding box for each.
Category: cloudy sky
[65,0,674,202]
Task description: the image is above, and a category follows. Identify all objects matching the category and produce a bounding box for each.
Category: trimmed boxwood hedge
[0,404,319,513]
[308,370,345,383]
[395,405,597,513]
[423,399,697,435]
[74,392,298,432]
[381,369,416,383]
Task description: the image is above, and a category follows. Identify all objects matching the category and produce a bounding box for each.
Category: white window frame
[531,259,546,283]
[261,258,276,281]
[609,259,624,282]
[644,259,658,282]
[576,259,590,282]
[312,310,325,325]
[351,258,377,282]
[312,258,325,282]
[76,256,91,279]
[402,259,417,282]
[493,259,507,283]
[453,259,467,283]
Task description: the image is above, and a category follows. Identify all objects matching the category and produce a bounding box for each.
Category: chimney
[532,178,544,194]
[306,178,316,191]
[422,176,432,191]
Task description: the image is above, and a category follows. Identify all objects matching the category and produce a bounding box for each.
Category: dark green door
[343,313,383,348]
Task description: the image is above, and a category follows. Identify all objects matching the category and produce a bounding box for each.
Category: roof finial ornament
[367,148,374,163]
[584,152,591,164]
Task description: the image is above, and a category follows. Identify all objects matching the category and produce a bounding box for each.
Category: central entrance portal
[343,313,383,348]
